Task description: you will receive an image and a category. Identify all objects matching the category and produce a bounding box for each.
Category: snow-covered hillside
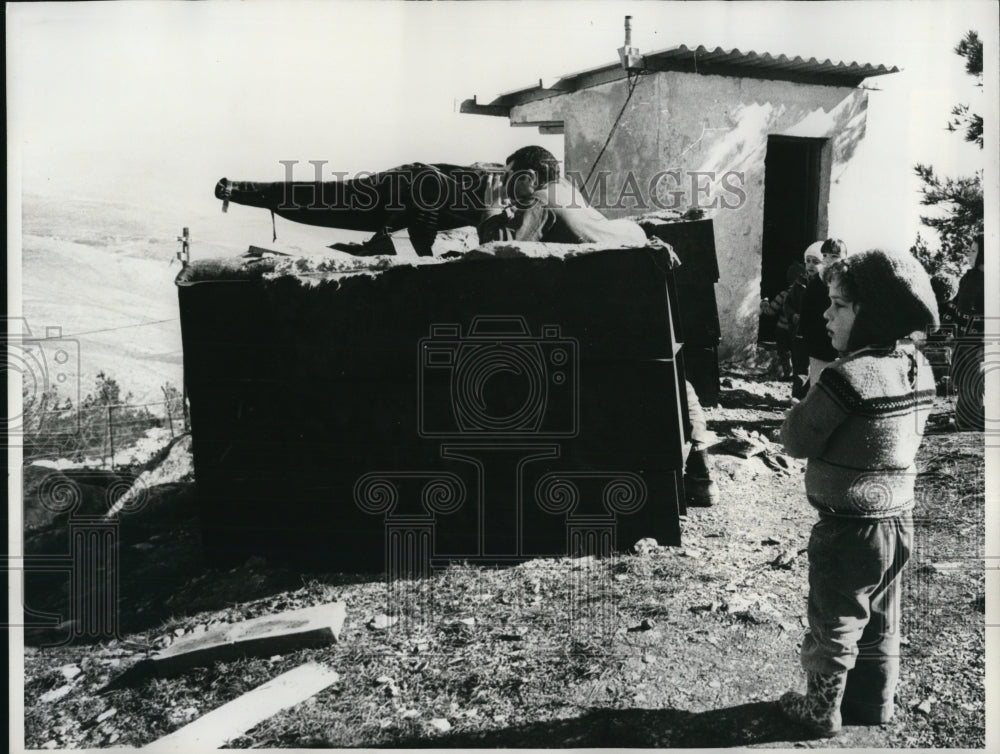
[18,195,203,401]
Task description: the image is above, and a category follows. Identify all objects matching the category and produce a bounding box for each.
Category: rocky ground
[19,371,987,749]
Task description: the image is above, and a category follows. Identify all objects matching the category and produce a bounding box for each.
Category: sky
[6,0,998,255]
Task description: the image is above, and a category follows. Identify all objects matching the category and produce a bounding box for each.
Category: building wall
[508,71,869,362]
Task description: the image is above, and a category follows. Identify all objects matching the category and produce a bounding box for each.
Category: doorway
[758,136,824,343]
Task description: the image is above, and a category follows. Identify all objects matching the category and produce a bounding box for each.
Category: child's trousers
[800,512,913,723]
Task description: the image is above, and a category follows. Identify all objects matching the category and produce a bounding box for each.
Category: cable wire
[45,319,177,340]
[583,70,644,196]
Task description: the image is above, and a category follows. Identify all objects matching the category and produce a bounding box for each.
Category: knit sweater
[781,342,936,517]
[953,267,984,320]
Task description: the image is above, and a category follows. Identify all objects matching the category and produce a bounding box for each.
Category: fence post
[162,386,175,439]
[34,391,51,435]
[108,405,116,471]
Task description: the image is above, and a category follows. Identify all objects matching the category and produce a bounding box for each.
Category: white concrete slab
[150,601,345,676]
[143,662,339,750]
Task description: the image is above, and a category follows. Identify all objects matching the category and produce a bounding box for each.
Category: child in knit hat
[778,249,939,737]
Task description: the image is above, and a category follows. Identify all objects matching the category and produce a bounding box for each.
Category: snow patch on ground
[29,427,178,471]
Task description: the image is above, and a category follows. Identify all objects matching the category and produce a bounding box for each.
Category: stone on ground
[148,601,345,676]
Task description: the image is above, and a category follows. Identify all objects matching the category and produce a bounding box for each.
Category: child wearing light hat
[778,249,939,737]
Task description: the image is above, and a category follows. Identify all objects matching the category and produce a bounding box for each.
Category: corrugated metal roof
[643,44,899,80]
[462,44,899,115]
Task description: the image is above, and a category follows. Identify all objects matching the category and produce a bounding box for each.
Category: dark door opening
[758,136,823,344]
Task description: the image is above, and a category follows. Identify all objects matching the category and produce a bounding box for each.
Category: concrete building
[462,44,898,361]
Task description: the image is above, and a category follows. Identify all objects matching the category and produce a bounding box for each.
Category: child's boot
[778,670,848,738]
[840,656,898,725]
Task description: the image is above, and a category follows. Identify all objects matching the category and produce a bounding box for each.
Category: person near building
[949,232,985,430]
[778,249,938,737]
[481,145,718,506]
[477,145,649,247]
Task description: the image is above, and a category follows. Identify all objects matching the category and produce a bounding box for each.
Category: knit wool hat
[803,241,824,262]
[834,249,940,351]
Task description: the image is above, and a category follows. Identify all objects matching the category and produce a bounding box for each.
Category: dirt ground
[19,371,987,749]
